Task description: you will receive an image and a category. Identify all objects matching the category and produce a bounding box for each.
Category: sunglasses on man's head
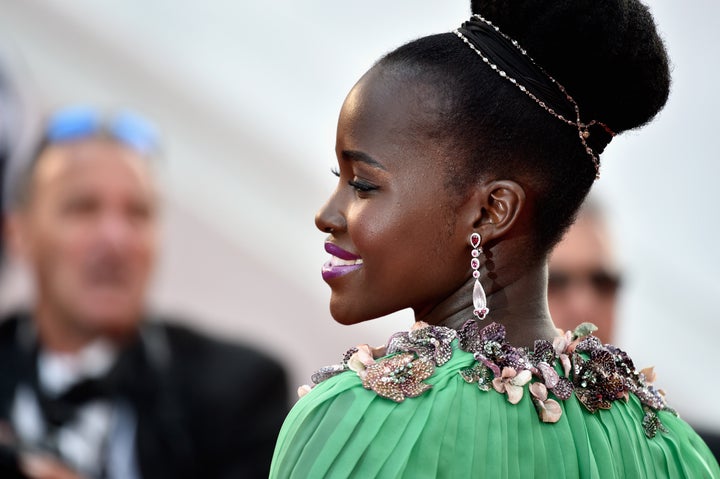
[44,106,159,156]
[548,269,622,297]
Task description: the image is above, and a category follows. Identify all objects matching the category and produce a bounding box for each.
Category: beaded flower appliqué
[308,322,456,402]
[306,320,675,439]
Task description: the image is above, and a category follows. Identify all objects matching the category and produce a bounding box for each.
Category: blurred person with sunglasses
[0,106,288,479]
[547,200,620,344]
[547,199,720,461]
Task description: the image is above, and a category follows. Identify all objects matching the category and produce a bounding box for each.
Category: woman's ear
[460,180,526,243]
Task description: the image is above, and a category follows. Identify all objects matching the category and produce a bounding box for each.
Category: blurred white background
[0,0,717,429]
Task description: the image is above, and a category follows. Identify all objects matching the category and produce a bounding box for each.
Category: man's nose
[96,212,134,248]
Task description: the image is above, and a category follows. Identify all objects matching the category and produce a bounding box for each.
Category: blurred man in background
[547,201,620,344]
[0,107,288,479]
[548,199,719,461]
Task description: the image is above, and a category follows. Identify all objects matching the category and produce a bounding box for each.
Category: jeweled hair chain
[453,14,615,179]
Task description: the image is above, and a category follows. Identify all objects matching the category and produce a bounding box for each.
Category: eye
[348,178,378,193]
[330,166,379,195]
[62,195,99,216]
[127,200,154,223]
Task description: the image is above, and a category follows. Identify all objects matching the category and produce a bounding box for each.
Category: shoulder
[151,320,288,405]
[277,367,720,478]
[0,313,27,410]
[147,320,288,477]
[0,312,22,345]
[156,320,286,383]
[274,321,720,478]
[0,313,26,365]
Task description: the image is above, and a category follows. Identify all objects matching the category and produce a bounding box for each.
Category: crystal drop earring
[470,232,489,320]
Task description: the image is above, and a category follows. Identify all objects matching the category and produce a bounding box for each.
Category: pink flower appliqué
[530,382,563,423]
[639,366,657,385]
[492,367,532,404]
[553,323,597,378]
[297,384,312,399]
[347,344,382,378]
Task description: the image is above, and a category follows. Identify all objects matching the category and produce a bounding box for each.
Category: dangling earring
[470,232,489,320]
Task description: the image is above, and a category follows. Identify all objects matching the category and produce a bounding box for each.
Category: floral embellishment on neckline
[457,320,675,435]
[386,322,457,367]
[307,321,456,403]
[492,367,532,404]
[306,320,674,437]
[529,382,563,423]
[361,353,434,402]
[459,362,493,391]
[571,346,626,412]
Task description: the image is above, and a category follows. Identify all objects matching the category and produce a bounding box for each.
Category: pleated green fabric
[271,341,719,478]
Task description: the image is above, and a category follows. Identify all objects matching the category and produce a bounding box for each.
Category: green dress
[271,322,719,478]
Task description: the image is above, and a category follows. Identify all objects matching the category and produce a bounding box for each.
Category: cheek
[135,231,158,271]
[347,199,410,258]
[350,196,458,276]
[33,221,92,269]
[598,296,616,312]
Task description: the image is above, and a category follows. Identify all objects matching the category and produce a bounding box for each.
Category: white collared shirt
[11,340,140,479]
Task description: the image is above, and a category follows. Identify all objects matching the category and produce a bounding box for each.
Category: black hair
[377,0,670,257]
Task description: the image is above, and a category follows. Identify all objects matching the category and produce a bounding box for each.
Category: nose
[315,188,346,234]
[97,211,134,250]
[564,284,601,323]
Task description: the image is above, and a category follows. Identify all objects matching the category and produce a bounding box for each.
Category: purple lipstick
[322,242,364,280]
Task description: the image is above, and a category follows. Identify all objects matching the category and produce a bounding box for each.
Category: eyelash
[349,179,377,193]
[330,167,378,193]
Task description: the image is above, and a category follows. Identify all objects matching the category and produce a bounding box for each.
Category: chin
[77,303,143,337]
[329,302,372,326]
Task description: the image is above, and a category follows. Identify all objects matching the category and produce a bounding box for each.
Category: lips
[322,242,363,280]
[84,259,131,289]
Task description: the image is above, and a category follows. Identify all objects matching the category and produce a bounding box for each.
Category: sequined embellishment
[642,407,669,439]
[459,363,493,391]
[386,324,457,366]
[361,353,434,402]
[456,320,675,434]
[308,322,456,402]
[308,320,674,437]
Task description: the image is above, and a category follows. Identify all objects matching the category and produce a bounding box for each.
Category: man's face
[548,214,620,344]
[12,138,158,339]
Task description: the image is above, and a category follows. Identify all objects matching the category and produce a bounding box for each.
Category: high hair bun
[470,0,671,134]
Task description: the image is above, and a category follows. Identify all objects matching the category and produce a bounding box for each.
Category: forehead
[550,216,615,269]
[32,138,155,197]
[338,66,447,149]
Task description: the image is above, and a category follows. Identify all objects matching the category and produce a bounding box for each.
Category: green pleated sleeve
[271,342,720,478]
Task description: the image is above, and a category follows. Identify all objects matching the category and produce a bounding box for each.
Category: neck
[418,262,557,348]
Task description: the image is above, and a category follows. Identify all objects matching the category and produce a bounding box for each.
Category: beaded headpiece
[454,14,615,178]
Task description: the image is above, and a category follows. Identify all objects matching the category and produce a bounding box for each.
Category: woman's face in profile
[315,66,472,325]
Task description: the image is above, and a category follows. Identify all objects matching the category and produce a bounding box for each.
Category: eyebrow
[341,150,387,171]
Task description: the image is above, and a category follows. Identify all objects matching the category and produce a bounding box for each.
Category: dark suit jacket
[0,312,289,478]
[697,429,720,465]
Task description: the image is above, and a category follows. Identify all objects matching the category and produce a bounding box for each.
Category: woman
[271,0,720,477]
